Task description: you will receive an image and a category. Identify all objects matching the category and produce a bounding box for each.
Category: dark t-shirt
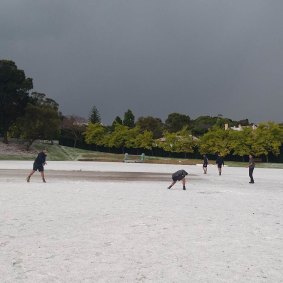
[216,156,224,167]
[249,157,255,168]
[172,170,188,181]
[34,152,46,165]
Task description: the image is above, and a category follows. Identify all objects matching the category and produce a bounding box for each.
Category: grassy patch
[32,143,94,161]
[1,141,283,168]
[0,155,34,160]
[0,141,96,161]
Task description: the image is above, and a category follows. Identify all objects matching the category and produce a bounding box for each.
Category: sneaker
[26,176,30,183]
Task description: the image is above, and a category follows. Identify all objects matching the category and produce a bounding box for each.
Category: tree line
[1,59,283,161]
[82,120,283,162]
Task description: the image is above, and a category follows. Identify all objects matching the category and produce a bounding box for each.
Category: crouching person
[26,149,47,183]
[168,169,188,190]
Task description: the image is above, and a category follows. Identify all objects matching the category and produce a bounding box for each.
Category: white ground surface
[0,161,283,283]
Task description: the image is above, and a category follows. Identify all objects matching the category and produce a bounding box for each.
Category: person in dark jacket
[203,154,208,174]
[167,169,188,190]
[216,154,224,175]
[248,154,255,184]
[26,149,47,183]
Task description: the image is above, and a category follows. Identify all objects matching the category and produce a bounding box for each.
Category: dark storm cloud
[1,0,283,124]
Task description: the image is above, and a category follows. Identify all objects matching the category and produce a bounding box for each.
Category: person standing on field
[203,154,208,174]
[248,154,255,184]
[216,153,224,175]
[26,149,48,183]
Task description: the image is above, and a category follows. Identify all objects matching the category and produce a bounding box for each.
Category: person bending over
[26,149,47,183]
[168,169,188,190]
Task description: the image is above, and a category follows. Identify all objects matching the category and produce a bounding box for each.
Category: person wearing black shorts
[26,149,47,183]
[167,169,188,190]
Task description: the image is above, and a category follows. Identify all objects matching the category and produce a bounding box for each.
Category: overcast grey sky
[1,0,283,124]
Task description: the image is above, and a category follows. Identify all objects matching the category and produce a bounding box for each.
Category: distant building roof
[224,123,257,131]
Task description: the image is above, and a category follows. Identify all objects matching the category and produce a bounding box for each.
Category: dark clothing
[33,163,44,172]
[33,152,46,172]
[172,170,188,182]
[203,156,208,167]
[216,156,224,168]
[249,167,254,183]
[248,157,255,183]
[35,152,46,164]
[248,157,255,169]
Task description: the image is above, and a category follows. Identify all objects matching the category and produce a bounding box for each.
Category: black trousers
[249,167,254,182]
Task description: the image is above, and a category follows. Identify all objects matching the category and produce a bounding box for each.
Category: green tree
[135,130,154,151]
[229,127,253,160]
[15,95,61,150]
[30,92,59,109]
[0,60,33,143]
[123,109,135,128]
[136,116,164,139]
[198,127,232,156]
[157,132,179,153]
[124,126,140,149]
[176,128,196,156]
[158,128,195,157]
[165,113,190,133]
[191,116,218,136]
[215,116,232,128]
[84,122,107,146]
[112,116,123,127]
[106,124,129,152]
[89,105,101,124]
[252,122,283,162]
